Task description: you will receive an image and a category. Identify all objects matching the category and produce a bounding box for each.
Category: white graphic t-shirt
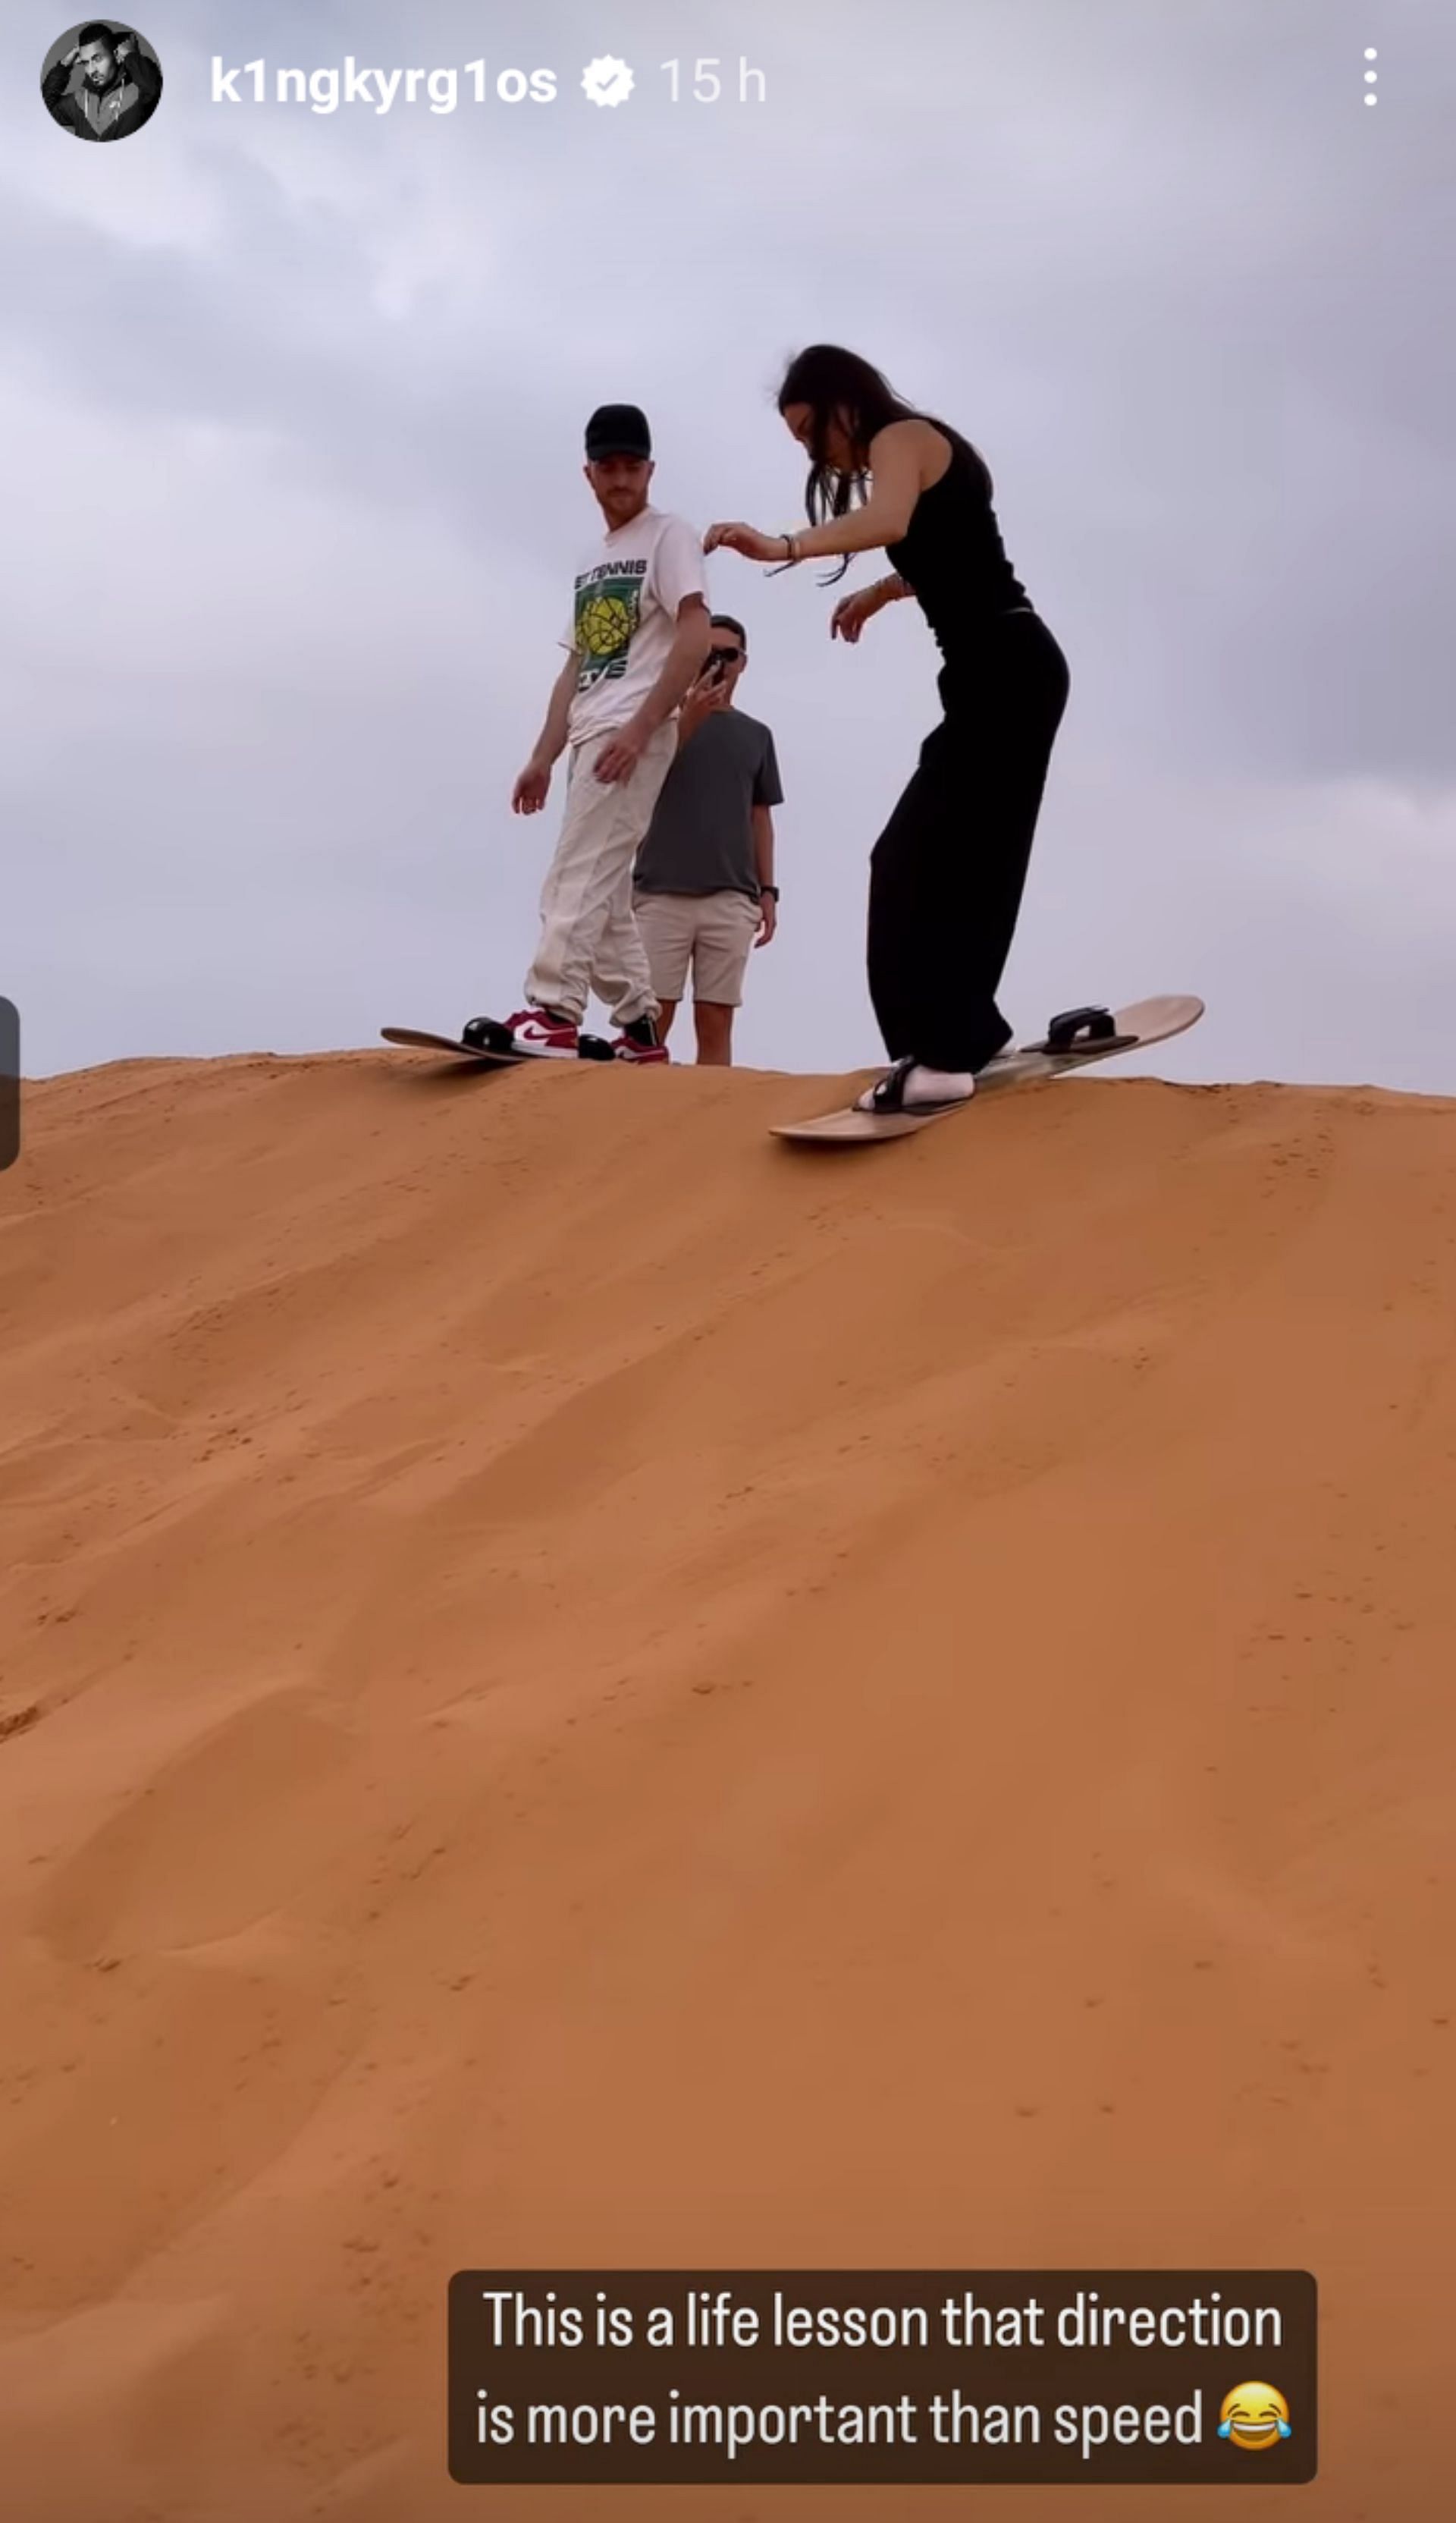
[561,507,708,744]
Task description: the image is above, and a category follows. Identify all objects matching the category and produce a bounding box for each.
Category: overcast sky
[4,0,1452,1089]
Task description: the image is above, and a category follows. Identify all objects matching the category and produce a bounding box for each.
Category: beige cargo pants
[524,724,676,1027]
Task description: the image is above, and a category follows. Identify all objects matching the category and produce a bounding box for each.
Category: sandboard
[771,995,1204,1145]
[381,1026,615,1065]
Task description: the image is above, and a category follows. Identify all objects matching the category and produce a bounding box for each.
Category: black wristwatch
[759,884,780,900]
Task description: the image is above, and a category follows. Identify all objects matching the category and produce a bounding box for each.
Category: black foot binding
[1032,1005,1138,1057]
[864,1056,918,1114]
[856,1056,974,1116]
[462,1016,516,1054]
[576,1033,616,1062]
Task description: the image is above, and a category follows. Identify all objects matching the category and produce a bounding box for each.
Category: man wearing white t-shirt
[475,404,712,1064]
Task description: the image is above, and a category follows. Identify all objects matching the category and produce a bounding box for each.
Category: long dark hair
[775,344,993,581]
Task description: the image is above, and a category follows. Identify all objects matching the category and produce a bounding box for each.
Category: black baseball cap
[585,403,651,461]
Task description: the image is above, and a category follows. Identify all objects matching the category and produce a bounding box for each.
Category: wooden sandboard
[771,995,1205,1144]
[381,1026,522,1066]
[381,1026,616,1066]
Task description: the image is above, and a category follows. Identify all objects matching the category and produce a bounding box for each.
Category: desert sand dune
[2,1048,1453,2519]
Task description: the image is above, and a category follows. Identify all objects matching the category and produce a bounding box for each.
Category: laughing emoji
[1218,2383,1292,2452]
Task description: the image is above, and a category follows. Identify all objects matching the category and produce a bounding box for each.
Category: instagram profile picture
[41,21,162,141]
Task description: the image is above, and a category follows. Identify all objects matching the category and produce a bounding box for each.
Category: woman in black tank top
[706,344,1070,1111]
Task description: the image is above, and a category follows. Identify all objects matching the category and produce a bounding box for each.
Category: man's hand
[755,894,778,948]
[512,756,551,814]
[679,669,731,743]
[830,584,886,645]
[594,721,649,784]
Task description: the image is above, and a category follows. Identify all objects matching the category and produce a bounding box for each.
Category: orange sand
[2,1049,1453,2520]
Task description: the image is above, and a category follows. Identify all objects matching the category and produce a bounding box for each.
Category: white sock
[856,1063,977,1113]
[902,1064,976,1104]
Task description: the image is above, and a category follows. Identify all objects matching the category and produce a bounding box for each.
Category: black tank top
[885,427,1029,655]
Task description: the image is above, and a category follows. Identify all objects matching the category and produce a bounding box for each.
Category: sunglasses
[705,645,743,667]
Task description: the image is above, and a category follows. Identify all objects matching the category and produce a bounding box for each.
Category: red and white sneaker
[503,1007,580,1060]
[612,1016,670,1064]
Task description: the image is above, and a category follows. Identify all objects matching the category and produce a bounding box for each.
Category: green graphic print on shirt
[573,555,648,692]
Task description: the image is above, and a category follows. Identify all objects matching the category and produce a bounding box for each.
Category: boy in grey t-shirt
[632,614,783,1066]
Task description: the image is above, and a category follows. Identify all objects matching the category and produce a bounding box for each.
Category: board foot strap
[1030,1005,1138,1056]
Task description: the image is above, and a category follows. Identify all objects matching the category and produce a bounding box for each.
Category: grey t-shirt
[634,706,783,898]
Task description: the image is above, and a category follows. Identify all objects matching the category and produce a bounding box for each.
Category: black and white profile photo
[41,22,162,141]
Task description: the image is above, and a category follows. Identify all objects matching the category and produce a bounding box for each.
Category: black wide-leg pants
[866,609,1071,1074]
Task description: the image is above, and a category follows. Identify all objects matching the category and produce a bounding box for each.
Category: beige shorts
[632,888,761,1007]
